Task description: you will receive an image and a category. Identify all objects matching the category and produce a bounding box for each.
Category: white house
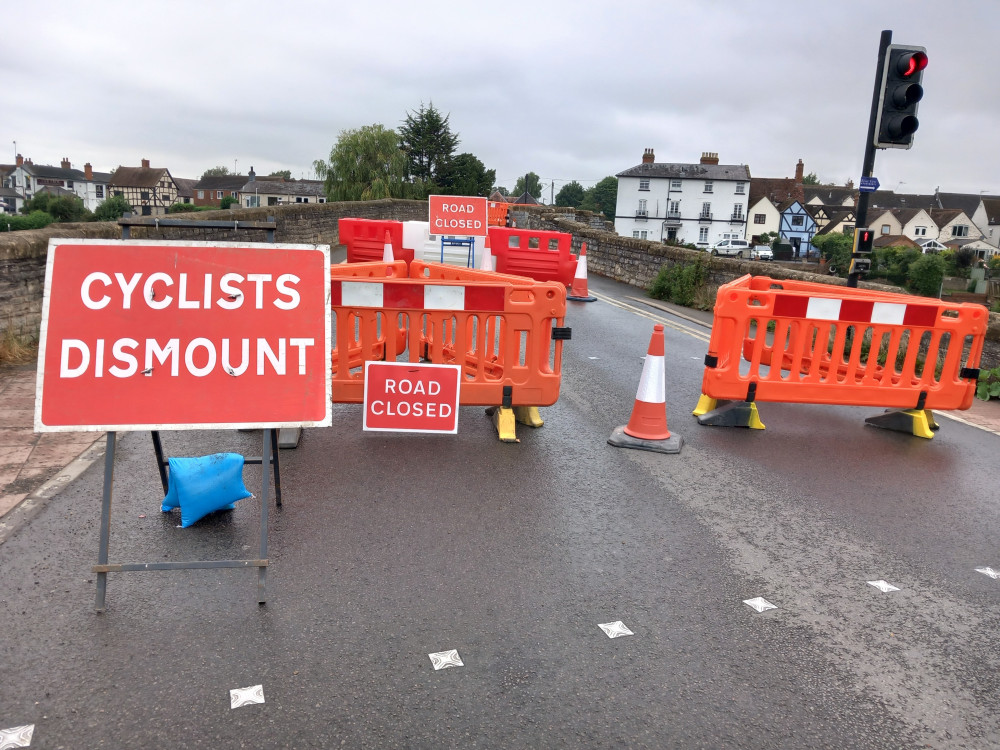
[8,154,111,212]
[614,150,751,247]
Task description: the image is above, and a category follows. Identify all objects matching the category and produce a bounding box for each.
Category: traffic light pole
[849,29,893,288]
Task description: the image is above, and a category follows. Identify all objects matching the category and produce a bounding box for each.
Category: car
[709,239,751,257]
[751,245,773,261]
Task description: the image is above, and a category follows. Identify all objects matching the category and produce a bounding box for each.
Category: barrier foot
[696,401,765,430]
[277,427,301,449]
[865,408,936,439]
[567,293,597,302]
[486,406,519,443]
[608,426,683,454]
[692,394,717,417]
[514,405,544,428]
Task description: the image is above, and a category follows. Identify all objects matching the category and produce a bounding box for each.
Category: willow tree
[316,124,408,201]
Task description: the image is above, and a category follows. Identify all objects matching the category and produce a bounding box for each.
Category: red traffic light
[898,51,928,77]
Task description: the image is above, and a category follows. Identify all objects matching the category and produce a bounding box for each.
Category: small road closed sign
[363,361,461,433]
[428,196,488,237]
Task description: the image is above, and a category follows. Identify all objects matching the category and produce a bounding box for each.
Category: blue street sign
[859,177,880,192]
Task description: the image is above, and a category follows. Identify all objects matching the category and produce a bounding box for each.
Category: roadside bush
[168,203,197,213]
[977,365,1000,401]
[21,193,91,222]
[220,196,239,209]
[987,255,1000,274]
[875,247,921,286]
[93,194,134,221]
[650,258,708,308]
[1,211,54,232]
[907,253,946,297]
[812,233,852,277]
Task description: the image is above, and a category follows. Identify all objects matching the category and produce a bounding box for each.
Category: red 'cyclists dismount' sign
[363,361,461,433]
[35,239,332,432]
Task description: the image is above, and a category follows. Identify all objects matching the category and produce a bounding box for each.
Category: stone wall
[0,199,426,340]
[3,199,998,368]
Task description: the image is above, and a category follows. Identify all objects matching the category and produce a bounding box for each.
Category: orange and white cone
[479,235,494,272]
[567,242,596,301]
[382,230,394,262]
[608,324,683,453]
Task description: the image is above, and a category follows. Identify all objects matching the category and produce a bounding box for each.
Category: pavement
[3,318,1000,538]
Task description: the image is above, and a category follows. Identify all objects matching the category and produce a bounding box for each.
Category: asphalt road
[1,272,998,749]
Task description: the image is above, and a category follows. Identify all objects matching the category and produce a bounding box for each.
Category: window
[637,199,647,216]
[231,191,237,197]
[197,190,204,199]
[735,182,746,195]
[701,202,711,218]
[698,226,709,243]
[914,226,927,236]
[668,200,680,216]
[952,225,969,237]
[843,225,855,235]
[638,178,650,191]
[67,181,74,189]
[246,196,260,208]
[754,214,766,224]
[881,224,891,234]
[140,191,149,201]
[670,179,682,190]
[217,191,223,199]
[632,230,647,239]
[114,190,122,197]
[95,185,104,199]
[791,215,804,227]
[704,180,713,193]
[732,204,744,219]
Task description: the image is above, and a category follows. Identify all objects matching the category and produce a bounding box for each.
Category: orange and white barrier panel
[694,275,988,438]
[330,261,570,440]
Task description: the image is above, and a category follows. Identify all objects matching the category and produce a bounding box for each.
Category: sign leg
[257,429,271,605]
[94,432,116,612]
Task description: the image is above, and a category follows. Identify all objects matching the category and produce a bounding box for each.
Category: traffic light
[874,44,928,149]
[849,227,874,275]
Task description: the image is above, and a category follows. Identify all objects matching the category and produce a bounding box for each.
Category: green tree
[812,233,854,276]
[581,176,618,218]
[93,194,134,221]
[436,153,495,196]
[201,166,231,178]
[399,102,459,188]
[555,181,586,208]
[220,195,239,209]
[802,172,820,185]
[513,172,543,200]
[318,124,408,201]
[268,170,292,179]
[908,253,946,297]
[21,192,91,222]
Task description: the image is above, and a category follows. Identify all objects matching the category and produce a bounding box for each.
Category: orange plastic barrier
[330,261,569,410]
[488,201,509,227]
[697,275,987,426]
[338,218,412,265]
[487,227,578,287]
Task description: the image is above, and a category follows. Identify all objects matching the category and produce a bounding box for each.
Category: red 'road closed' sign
[35,239,332,432]
[428,195,488,237]
[363,361,461,433]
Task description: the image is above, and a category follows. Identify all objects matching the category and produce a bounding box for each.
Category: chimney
[61,157,71,169]
[15,154,23,167]
[141,158,150,169]
[700,152,719,165]
[845,179,854,190]
[248,166,256,182]
[795,159,804,183]
[641,148,655,164]
[84,163,93,181]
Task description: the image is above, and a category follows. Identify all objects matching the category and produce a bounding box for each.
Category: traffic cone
[479,235,494,272]
[382,230,394,262]
[567,242,596,302]
[608,324,683,454]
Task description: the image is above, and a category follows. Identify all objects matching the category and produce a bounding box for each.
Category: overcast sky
[5,0,997,199]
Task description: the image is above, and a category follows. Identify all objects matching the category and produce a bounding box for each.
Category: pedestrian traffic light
[853,227,874,255]
[874,44,928,149]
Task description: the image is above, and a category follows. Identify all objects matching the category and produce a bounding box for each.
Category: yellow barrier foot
[486,406,519,443]
[692,394,717,417]
[514,406,544,428]
[695,400,766,430]
[864,408,935,439]
[608,426,683,454]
